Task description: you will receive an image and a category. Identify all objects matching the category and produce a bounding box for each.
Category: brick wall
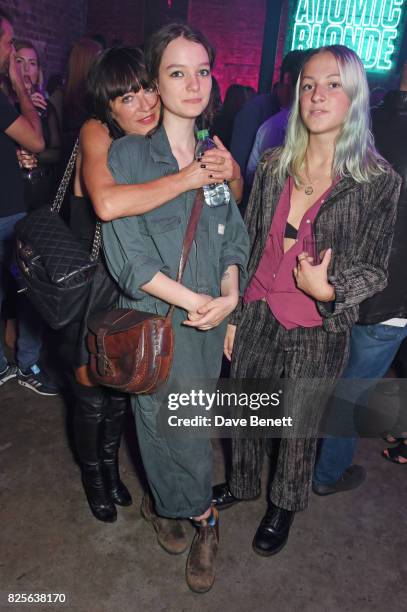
[86,0,144,46]
[0,0,281,97]
[0,0,88,83]
[188,0,267,97]
[86,0,268,97]
[86,0,189,47]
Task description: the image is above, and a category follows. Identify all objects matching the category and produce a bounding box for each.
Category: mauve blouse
[244,177,334,329]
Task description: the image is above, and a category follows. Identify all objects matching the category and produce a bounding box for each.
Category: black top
[358,90,407,324]
[284,221,298,239]
[64,194,118,368]
[0,91,25,218]
[69,194,97,252]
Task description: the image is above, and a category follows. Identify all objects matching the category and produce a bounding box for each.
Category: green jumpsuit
[103,126,249,517]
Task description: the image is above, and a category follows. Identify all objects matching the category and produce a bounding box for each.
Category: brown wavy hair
[63,38,102,128]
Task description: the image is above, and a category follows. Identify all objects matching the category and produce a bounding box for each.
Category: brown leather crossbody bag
[87,190,204,394]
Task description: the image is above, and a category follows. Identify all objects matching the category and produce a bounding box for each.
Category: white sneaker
[0,363,18,386]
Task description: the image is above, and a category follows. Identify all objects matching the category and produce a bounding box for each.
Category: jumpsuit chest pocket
[140,215,182,235]
[139,215,183,279]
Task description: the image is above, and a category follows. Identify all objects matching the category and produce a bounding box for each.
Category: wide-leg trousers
[131,307,227,519]
[229,301,350,511]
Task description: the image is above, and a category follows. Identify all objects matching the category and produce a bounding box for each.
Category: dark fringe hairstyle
[86,46,156,139]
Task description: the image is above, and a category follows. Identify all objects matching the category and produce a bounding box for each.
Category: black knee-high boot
[74,384,117,523]
[102,393,132,506]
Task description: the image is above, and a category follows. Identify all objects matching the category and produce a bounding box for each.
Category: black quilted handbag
[15,141,101,330]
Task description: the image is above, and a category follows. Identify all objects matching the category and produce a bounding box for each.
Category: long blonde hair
[275,45,388,187]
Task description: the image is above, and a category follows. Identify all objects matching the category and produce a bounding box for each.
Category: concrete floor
[1,377,406,612]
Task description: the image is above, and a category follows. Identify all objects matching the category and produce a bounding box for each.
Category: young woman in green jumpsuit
[102,24,249,593]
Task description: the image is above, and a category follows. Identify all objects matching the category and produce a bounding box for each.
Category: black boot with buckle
[74,384,117,523]
[102,393,132,507]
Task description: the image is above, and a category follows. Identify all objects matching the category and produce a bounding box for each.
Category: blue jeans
[314,322,407,485]
[0,213,43,371]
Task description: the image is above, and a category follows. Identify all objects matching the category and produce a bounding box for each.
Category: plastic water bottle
[195,129,230,207]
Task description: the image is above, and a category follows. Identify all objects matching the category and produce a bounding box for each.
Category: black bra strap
[284,222,298,239]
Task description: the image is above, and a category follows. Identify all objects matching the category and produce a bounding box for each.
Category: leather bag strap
[176,189,204,284]
[167,189,204,319]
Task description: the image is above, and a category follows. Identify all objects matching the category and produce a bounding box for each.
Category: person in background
[246,81,294,188]
[231,50,309,209]
[0,9,57,396]
[230,50,308,180]
[212,45,400,557]
[212,83,255,150]
[1,40,61,385]
[46,73,63,99]
[369,85,386,108]
[51,38,102,156]
[13,39,61,209]
[313,61,407,486]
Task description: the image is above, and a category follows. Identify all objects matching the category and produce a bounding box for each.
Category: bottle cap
[196,129,209,140]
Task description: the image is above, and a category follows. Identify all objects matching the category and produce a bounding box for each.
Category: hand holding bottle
[195,130,230,207]
[199,135,241,183]
[178,160,223,191]
[31,90,47,113]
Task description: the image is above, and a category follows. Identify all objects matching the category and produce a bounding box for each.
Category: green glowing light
[289,0,406,73]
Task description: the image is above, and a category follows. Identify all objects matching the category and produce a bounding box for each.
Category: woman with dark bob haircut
[66,45,244,536]
[101,24,249,593]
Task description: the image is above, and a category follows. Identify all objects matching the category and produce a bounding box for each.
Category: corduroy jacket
[230,149,401,333]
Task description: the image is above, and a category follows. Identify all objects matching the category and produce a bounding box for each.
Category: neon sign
[290,0,406,72]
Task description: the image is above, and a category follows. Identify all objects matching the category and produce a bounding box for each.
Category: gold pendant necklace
[303,157,332,195]
[304,158,317,195]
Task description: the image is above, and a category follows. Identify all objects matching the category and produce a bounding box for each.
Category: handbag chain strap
[90,220,103,262]
[50,138,103,262]
[51,139,79,213]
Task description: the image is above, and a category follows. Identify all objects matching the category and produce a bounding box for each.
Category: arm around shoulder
[80,119,115,219]
[82,125,207,221]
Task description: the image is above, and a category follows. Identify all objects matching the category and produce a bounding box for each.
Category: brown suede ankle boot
[141,493,188,555]
[186,507,219,593]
